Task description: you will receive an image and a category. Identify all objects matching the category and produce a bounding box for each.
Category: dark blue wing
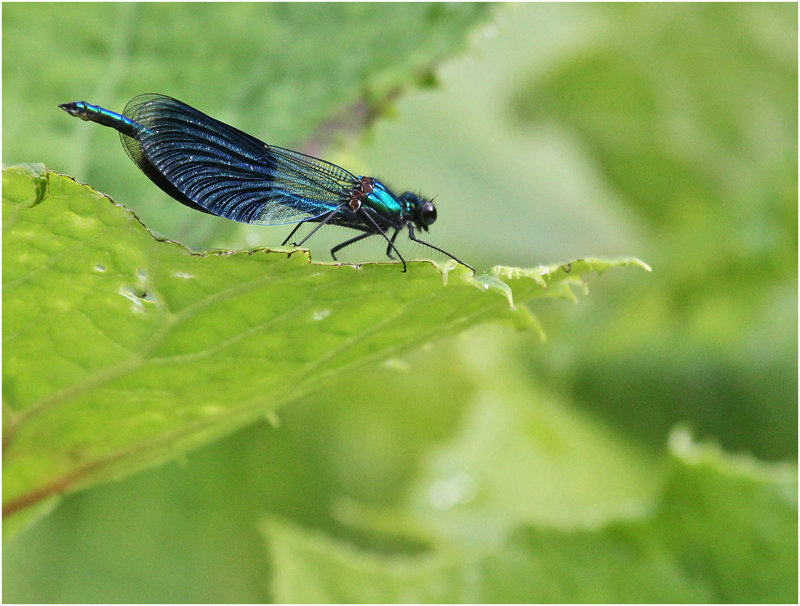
[120,94,358,225]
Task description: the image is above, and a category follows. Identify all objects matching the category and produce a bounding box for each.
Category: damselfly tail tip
[58,102,81,116]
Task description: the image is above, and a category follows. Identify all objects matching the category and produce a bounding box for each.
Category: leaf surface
[2,165,648,528]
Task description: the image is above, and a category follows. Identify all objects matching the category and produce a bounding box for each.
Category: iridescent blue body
[59,94,473,272]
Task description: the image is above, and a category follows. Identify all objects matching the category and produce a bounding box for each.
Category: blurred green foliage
[2,2,796,603]
[266,432,796,603]
[511,3,798,459]
[3,2,491,249]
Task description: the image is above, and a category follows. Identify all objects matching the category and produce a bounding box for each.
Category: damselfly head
[400,192,437,231]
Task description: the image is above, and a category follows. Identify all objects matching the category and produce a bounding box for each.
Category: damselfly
[59,94,473,272]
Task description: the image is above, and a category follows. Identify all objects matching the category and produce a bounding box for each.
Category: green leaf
[264,430,797,603]
[2,165,648,530]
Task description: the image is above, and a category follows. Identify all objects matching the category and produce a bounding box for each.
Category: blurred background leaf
[4,2,492,252]
[2,2,796,603]
[506,3,798,460]
[264,432,797,603]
